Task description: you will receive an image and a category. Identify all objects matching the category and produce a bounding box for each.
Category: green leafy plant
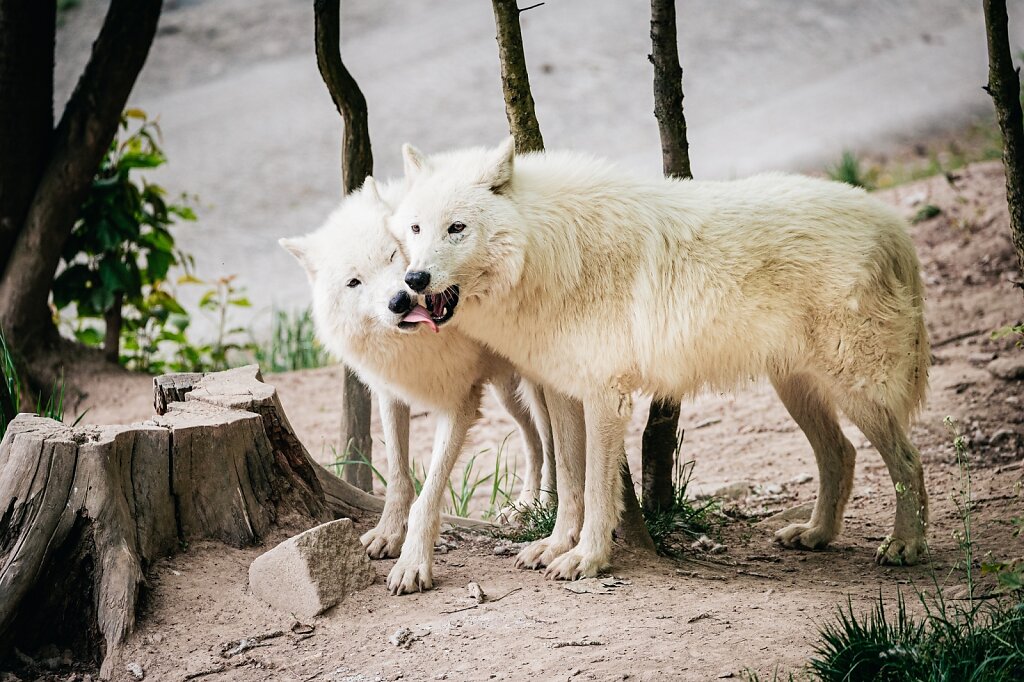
[991,323,1024,348]
[496,500,558,544]
[53,109,196,366]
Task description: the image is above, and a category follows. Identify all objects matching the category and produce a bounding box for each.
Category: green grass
[495,500,558,543]
[1,327,70,440]
[642,457,718,554]
[827,150,875,190]
[747,417,1024,681]
[331,431,522,519]
[254,307,329,372]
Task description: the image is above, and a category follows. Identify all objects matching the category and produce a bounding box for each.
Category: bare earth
[58,162,1020,682]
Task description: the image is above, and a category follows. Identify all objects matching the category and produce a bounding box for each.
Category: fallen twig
[220,630,285,658]
[932,329,984,348]
[440,586,522,614]
[182,665,227,681]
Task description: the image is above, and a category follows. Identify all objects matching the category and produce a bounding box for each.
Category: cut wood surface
[0,364,488,676]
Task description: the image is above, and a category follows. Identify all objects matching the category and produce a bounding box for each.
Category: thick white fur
[394,139,931,578]
[280,179,572,595]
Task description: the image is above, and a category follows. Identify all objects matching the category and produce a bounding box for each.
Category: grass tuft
[643,458,718,554]
[827,150,875,190]
[254,307,329,372]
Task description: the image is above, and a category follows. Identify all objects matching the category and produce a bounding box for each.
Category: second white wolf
[281,179,579,594]
[393,139,931,582]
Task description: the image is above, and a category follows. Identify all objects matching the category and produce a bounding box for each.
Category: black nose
[405,270,431,292]
[388,290,412,314]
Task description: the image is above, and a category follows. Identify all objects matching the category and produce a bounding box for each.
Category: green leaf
[228,297,251,308]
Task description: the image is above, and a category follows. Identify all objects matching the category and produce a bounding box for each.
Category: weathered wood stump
[0,365,389,677]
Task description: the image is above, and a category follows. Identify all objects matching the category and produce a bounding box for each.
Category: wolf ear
[402,143,428,180]
[482,136,515,193]
[279,236,317,282]
[363,176,388,209]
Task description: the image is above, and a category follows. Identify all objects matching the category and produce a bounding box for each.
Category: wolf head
[391,137,526,328]
[279,178,433,358]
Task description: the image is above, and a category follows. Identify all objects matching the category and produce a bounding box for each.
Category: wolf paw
[774,522,834,550]
[875,535,927,566]
[543,545,607,581]
[360,525,406,559]
[387,556,433,595]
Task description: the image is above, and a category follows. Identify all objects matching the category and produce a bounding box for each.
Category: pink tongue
[402,305,439,333]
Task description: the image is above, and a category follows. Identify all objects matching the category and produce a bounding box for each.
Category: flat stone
[249,518,374,618]
[758,501,814,527]
[987,356,1024,381]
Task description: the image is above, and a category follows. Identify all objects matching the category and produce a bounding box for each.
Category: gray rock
[987,356,1024,381]
[249,518,374,618]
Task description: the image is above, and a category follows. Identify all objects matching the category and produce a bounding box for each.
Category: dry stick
[640,0,694,516]
[440,586,523,614]
[490,0,654,550]
[313,0,375,491]
[983,0,1024,289]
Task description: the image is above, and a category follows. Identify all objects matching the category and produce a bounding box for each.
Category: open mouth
[399,285,459,332]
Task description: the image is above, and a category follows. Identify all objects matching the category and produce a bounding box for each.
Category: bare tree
[490,0,654,551]
[314,0,375,491]
[641,0,694,515]
[983,0,1024,286]
[0,0,163,392]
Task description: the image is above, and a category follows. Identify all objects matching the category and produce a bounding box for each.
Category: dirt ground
[17,161,1007,682]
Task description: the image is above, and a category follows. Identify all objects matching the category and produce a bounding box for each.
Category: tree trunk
[983,0,1024,286]
[1,365,441,676]
[490,0,652,550]
[641,0,694,515]
[0,0,55,278]
[314,0,375,490]
[0,0,163,356]
[103,293,122,364]
[491,0,545,154]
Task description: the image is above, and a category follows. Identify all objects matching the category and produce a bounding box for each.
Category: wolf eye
[346,278,361,288]
[410,224,420,234]
[448,222,466,234]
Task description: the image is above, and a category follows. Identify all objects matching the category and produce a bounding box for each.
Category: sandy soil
[26,162,1015,682]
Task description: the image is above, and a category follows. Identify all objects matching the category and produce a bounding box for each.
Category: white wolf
[392,138,930,581]
[280,178,581,594]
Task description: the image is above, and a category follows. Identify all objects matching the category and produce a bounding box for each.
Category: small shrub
[497,501,558,544]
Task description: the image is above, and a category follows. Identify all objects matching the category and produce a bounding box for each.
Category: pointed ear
[363,176,383,204]
[402,143,428,180]
[279,237,317,281]
[482,136,515,193]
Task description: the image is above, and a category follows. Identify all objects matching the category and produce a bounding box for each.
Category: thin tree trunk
[491,0,545,154]
[641,0,694,515]
[0,0,55,278]
[983,0,1024,285]
[490,0,652,550]
[0,0,163,352]
[103,293,122,364]
[314,0,375,491]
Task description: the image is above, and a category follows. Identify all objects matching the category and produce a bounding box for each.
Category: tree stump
[0,365,390,677]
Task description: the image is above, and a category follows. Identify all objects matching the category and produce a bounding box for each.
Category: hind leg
[771,373,857,551]
[490,373,544,516]
[840,397,929,565]
[521,380,557,503]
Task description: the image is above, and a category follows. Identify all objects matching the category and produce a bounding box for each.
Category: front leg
[361,393,412,559]
[545,389,630,581]
[387,388,482,595]
[517,390,586,569]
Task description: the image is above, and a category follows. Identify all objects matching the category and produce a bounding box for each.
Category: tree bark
[0,365,435,676]
[490,0,652,550]
[103,293,122,364]
[983,0,1024,285]
[641,0,694,515]
[0,0,55,278]
[0,0,163,353]
[491,0,545,154]
[314,0,375,490]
